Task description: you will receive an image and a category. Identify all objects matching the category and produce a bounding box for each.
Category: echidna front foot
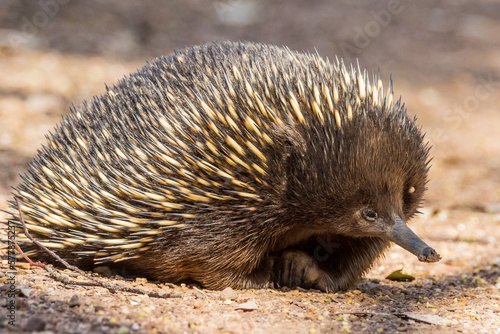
[271,236,392,292]
[274,249,332,291]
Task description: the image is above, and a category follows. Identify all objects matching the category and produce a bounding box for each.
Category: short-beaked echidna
[8,41,440,292]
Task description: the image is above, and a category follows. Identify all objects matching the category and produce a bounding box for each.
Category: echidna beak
[388,216,441,263]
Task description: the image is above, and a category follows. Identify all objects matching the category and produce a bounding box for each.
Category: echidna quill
[8,41,441,292]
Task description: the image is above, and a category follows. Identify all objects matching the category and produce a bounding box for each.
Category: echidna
[8,41,440,292]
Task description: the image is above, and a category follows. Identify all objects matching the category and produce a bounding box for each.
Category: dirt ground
[1,1,500,333]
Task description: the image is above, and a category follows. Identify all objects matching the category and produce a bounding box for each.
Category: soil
[1,1,500,333]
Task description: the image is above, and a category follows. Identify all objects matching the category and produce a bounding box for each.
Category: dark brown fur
[9,41,431,292]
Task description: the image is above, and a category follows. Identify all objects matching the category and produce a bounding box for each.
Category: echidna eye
[408,186,416,194]
[362,208,378,222]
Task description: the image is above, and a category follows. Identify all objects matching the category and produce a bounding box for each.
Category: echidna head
[285,104,440,262]
[335,109,439,262]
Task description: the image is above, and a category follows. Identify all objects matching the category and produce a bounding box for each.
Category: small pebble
[15,262,31,270]
[135,277,148,284]
[24,316,46,332]
[69,294,80,307]
[485,203,500,213]
[117,326,129,334]
[236,301,258,311]
[63,270,80,278]
[94,305,105,312]
[220,287,238,300]
[169,292,182,298]
[18,286,32,297]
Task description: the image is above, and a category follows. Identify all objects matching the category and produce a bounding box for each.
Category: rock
[169,292,182,298]
[220,287,238,300]
[485,203,500,214]
[18,286,32,297]
[135,277,148,284]
[236,301,258,311]
[15,262,31,270]
[69,294,80,307]
[24,316,46,332]
[94,305,105,312]
[117,326,129,334]
[404,313,450,326]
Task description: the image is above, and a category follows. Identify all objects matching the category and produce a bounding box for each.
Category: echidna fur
[8,41,436,292]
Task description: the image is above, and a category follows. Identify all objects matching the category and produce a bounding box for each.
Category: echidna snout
[9,41,440,292]
[386,216,441,263]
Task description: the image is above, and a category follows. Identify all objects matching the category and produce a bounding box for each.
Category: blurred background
[0,0,499,252]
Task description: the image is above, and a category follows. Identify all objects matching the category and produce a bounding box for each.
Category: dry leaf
[385,269,415,282]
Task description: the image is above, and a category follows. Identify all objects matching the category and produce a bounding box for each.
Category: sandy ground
[1,1,500,333]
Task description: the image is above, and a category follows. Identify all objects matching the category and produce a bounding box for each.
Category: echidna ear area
[7,41,428,269]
